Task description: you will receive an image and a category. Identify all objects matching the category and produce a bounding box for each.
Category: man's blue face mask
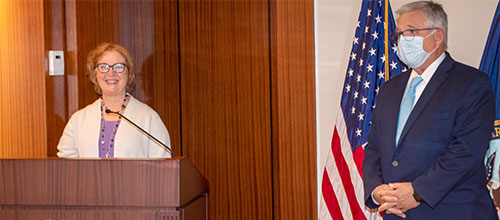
[397,30,438,68]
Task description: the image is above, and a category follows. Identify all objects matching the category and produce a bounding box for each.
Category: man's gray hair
[396,1,448,47]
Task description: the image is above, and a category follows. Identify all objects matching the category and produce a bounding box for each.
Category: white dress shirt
[405,52,446,106]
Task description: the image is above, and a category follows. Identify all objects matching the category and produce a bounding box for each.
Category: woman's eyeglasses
[95,63,128,73]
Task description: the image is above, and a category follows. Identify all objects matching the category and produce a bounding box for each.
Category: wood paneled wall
[270,0,317,219]
[40,0,315,219]
[179,1,273,219]
[0,0,47,157]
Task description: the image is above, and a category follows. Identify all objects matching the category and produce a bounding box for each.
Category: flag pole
[384,0,390,82]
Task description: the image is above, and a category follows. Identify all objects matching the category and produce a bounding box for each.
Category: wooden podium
[0,157,208,220]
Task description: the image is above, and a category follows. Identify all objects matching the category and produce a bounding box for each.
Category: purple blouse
[99,120,121,158]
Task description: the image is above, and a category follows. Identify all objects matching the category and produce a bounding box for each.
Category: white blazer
[57,95,171,158]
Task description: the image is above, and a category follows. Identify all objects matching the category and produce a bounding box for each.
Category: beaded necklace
[99,94,129,158]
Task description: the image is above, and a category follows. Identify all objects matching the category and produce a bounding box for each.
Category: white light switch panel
[49,51,64,76]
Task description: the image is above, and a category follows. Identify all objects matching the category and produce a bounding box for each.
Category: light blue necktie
[396,76,423,146]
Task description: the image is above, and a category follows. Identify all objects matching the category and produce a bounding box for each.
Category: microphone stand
[105,109,176,158]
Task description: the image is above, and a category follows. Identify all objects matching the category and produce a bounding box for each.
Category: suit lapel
[396,53,454,147]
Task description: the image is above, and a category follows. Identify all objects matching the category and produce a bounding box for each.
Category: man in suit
[363,1,498,219]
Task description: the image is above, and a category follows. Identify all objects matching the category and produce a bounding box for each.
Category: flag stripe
[324,136,355,220]
[352,145,365,178]
[335,110,366,211]
[331,127,367,220]
[322,168,346,220]
[319,196,335,220]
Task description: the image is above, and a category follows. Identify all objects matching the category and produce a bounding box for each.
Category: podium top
[0,157,208,207]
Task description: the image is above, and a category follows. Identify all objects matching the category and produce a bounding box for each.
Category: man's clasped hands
[373,182,422,218]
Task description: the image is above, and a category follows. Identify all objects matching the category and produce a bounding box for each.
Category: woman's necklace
[99,94,130,158]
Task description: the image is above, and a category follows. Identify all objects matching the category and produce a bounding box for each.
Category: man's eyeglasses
[390,27,438,43]
[95,63,128,73]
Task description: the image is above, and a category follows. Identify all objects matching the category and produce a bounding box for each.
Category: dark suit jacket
[363,52,498,219]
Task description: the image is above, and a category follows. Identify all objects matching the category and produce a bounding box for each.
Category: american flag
[319,0,406,219]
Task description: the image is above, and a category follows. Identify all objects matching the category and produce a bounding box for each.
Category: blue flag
[482,1,500,192]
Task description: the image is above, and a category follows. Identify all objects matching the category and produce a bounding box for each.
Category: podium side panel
[180,158,209,205]
[180,193,208,220]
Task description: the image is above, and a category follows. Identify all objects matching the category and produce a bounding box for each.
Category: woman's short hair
[396,1,448,47]
[86,43,136,95]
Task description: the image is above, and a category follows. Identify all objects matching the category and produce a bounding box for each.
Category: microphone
[105,109,176,158]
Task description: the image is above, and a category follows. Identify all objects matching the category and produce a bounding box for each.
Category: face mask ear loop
[423,29,437,39]
[424,30,439,55]
[428,44,439,56]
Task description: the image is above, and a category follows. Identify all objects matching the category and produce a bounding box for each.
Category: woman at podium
[56,43,172,158]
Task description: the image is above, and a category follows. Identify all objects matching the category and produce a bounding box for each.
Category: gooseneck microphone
[105,109,176,158]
